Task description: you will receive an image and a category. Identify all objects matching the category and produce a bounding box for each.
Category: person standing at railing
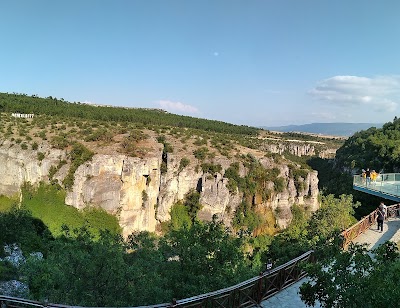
[361,169,366,185]
[380,202,387,219]
[365,168,371,186]
[377,204,385,232]
[371,170,377,185]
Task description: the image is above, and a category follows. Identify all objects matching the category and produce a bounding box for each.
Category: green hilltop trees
[336,116,400,172]
[0,92,258,136]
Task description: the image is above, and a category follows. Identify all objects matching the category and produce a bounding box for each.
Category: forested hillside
[335,117,400,172]
[0,92,257,135]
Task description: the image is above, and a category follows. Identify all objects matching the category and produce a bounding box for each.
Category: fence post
[257,272,264,304]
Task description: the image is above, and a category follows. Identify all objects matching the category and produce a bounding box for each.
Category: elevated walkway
[261,216,400,307]
[353,173,400,202]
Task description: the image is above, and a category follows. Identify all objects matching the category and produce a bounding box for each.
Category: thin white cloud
[157,100,199,114]
[309,75,400,112]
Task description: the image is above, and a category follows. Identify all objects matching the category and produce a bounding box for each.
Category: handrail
[341,203,400,249]
[2,204,399,308]
[0,251,314,308]
[353,173,400,200]
[172,250,313,307]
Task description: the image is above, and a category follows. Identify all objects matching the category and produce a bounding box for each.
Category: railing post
[257,271,264,304]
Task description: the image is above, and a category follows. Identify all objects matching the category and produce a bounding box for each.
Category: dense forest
[335,117,400,172]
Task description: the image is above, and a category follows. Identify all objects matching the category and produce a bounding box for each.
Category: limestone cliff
[0,140,66,197]
[0,140,319,237]
[261,140,337,158]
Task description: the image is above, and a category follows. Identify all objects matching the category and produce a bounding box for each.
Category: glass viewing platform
[353,173,400,202]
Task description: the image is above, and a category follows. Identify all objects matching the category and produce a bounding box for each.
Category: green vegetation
[307,157,385,219]
[0,208,52,256]
[0,195,16,212]
[267,194,358,265]
[178,157,190,172]
[0,92,258,135]
[300,241,400,307]
[0,190,361,306]
[169,202,192,230]
[62,143,94,190]
[335,117,400,172]
[232,201,264,233]
[20,182,121,237]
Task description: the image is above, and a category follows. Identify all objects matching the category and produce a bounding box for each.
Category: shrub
[37,152,45,161]
[178,157,190,172]
[62,143,94,190]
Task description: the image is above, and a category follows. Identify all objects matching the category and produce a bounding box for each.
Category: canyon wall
[0,141,319,237]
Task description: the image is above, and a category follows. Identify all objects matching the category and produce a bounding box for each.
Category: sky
[1,1,400,127]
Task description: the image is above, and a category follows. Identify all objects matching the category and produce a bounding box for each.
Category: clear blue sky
[1,1,400,126]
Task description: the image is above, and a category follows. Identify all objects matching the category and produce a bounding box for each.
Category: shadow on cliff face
[196,178,202,193]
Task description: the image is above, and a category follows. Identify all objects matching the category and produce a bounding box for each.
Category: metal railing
[353,173,400,198]
[169,250,313,308]
[0,251,314,308]
[341,203,400,249]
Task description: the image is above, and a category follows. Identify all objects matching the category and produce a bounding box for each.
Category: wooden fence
[0,251,313,308]
[341,203,400,249]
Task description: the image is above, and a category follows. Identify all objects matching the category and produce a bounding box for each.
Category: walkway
[353,173,400,202]
[259,217,400,308]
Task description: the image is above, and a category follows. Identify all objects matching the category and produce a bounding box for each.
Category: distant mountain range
[262,122,383,137]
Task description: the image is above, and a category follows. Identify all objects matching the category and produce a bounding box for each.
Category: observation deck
[353,173,400,202]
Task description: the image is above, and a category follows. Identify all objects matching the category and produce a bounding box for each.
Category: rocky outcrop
[198,173,242,226]
[65,154,162,238]
[0,140,319,237]
[262,142,317,156]
[269,171,319,228]
[262,141,337,158]
[157,154,203,222]
[0,140,66,197]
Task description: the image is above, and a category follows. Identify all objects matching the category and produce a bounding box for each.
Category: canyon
[0,137,321,237]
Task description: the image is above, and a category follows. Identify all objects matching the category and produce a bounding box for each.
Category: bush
[178,157,190,172]
[62,143,94,190]
[37,152,45,161]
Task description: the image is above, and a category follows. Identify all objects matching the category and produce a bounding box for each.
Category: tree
[0,207,52,255]
[184,189,202,223]
[161,219,251,299]
[300,241,400,307]
[266,194,359,265]
[307,194,359,243]
[22,226,133,306]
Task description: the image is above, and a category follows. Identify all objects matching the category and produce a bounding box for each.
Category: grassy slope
[0,184,121,237]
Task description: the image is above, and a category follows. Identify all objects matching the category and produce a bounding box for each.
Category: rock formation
[0,140,319,237]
